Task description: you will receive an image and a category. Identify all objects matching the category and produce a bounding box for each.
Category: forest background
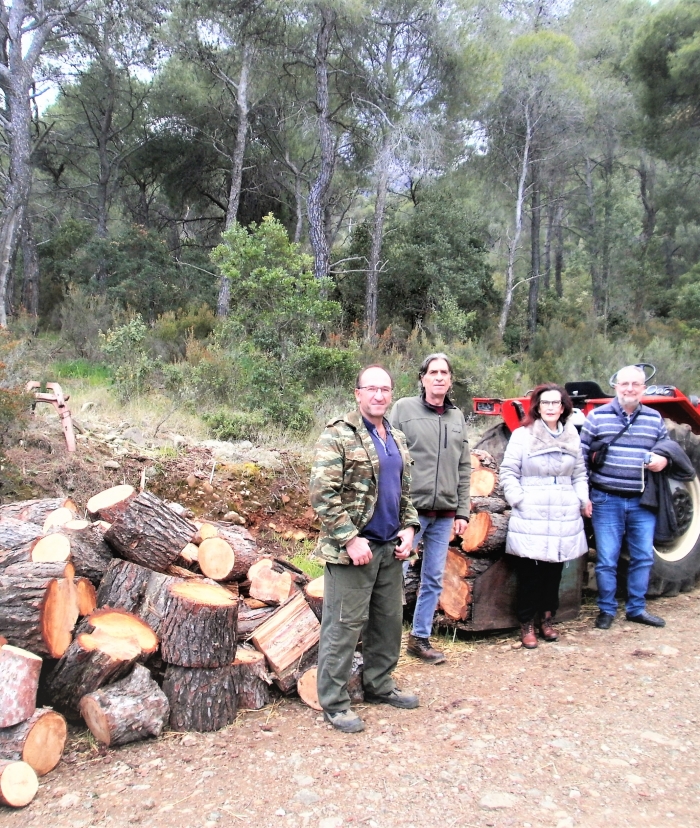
[3,0,700,443]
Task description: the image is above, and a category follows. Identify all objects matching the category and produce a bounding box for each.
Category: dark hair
[418,352,453,381]
[524,383,573,426]
[355,364,394,389]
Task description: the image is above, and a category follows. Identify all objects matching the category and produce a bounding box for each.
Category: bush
[100,315,156,401]
[59,287,117,360]
[295,345,360,390]
[203,410,266,442]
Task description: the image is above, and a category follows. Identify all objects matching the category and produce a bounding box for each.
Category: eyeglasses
[616,382,644,389]
[539,399,563,407]
[357,386,393,396]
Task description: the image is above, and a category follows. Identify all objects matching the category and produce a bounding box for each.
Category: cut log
[76,578,97,616]
[44,626,143,715]
[42,507,75,533]
[248,558,293,604]
[460,511,509,555]
[51,523,113,586]
[0,645,42,727]
[63,519,90,530]
[0,760,38,807]
[470,495,509,514]
[160,581,238,668]
[192,523,218,544]
[0,708,67,776]
[469,468,498,498]
[30,534,71,564]
[197,524,262,582]
[162,665,237,732]
[0,520,44,569]
[231,647,271,710]
[237,599,279,638]
[104,491,197,572]
[0,561,78,657]
[178,543,199,564]
[297,666,321,710]
[86,485,136,523]
[438,549,472,621]
[0,498,76,525]
[303,576,324,621]
[97,559,186,637]
[86,607,158,656]
[251,593,320,693]
[79,663,169,747]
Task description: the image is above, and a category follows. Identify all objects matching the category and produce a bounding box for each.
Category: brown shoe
[406,634,446,664]
[520,621,538,649]
[540,612,559,642]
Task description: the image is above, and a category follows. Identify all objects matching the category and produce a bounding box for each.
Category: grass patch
[288,539,325,579]
[51,359,112,384]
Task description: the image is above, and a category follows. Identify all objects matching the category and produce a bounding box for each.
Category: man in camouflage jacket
[309,365,421,733]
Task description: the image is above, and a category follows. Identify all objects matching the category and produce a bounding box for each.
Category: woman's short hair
[524,383,573,426]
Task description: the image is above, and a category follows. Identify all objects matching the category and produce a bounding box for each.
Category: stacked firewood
[0,485,327,805]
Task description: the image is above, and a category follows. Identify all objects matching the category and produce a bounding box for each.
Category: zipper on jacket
[432,414,443,510]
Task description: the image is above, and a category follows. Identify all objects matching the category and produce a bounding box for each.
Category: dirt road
[4,592,699,828]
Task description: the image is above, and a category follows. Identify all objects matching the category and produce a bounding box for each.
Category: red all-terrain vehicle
[473,363,700,600]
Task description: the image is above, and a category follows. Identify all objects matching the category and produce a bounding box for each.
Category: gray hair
[615,365,646,384]
[418,352,453,380]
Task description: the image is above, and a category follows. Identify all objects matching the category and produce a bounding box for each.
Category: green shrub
[295,344,360,390]
[203,410,266,442]
[100,315,156,401]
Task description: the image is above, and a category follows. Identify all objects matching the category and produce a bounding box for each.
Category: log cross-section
[0,708,67,776]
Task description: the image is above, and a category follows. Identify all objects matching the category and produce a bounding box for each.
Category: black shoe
[625,610,665,627]
[595,612,615,629]
[323,709,365,733]
[364,688,419,709]
[406,634,446,664]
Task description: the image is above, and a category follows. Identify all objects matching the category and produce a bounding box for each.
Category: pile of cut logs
[0,449,506,807]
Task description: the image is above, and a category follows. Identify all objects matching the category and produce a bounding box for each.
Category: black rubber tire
[647,420,700,596]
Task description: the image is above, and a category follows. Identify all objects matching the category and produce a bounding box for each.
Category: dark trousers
[317,541,403,713]
[513,556,565,623]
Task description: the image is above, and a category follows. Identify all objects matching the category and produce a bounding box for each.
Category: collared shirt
[360,417,403,543]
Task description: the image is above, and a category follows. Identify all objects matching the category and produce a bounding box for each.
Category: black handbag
[589,419,632,470]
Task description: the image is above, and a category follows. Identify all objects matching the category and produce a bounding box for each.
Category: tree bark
[162,664,237,732]
[307,6,336,282]
[527,167,541,336]
[364,130,392,343]
[231,646,271,710]
[20,214,39,317]
[79,664,169,747]
[0,644,42,727]
[0,497,77,524]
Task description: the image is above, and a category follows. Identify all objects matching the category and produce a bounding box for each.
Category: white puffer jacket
[500,418,589,562]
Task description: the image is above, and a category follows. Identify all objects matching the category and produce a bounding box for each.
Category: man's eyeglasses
[539,399,563,407]
[357,386,393,396]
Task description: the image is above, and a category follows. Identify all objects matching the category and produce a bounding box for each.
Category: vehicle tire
[647,420,700,596]
[473,423,511,465]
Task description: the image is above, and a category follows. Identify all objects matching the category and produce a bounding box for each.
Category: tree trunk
[231,646,271,710]
[162,664,237,732]
[0,519,44,568]
[554,199,564,298]
[86,484,136,523]
[50,523,113,586]
[20,214,39,317]
[584,156,604,318]
[79,664,169,747]
[498,109,532,340]
[0,497,77,524]
[0,644,42,728]
[527,167,541,337]
[544,187,554,292]
[364,130,392,343]
[0,708,66,776]
[307,6,336,282]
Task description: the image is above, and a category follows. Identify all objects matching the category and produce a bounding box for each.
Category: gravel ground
[3,591,700,828]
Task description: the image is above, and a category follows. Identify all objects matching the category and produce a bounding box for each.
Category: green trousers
[316,540,404,713]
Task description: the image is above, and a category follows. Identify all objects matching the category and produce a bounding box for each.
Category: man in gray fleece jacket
[389,353,471,663]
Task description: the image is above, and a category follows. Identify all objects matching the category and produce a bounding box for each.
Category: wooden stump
[248,559,293,604]
[160,581,238,668]
[0,645,42,727]
[51,523,113,586]
[231,647,271,710]
[304,576,324,621]
[197,524,263,582]
[0,498,76,525]
[86,607,158,655]
[460,511,509,555]
[79,664,169,747]
[0,709,67,776]
[0,520,44,569]
[297,666,321,710]
[0,760,38,807]
[86,485,136,523]
[30,534,71,564]
[251,593,320,693]
[162,665,237,732]
[0,561,78,657]
[104,491,197,572]
[97,559,187,638]
[438,549,472,621]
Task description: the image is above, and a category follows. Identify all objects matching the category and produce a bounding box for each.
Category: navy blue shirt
[361,417,403,544]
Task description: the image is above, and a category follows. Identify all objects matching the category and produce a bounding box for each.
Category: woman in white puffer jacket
[500,383,592,649]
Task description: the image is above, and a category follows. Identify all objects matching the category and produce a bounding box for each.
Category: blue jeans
[410,515,454,639]
[590,489,657,616]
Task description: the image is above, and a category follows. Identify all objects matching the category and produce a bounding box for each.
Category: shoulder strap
[606,416,633,449]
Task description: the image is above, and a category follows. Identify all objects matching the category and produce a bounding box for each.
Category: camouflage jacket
[309,409,420,564]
